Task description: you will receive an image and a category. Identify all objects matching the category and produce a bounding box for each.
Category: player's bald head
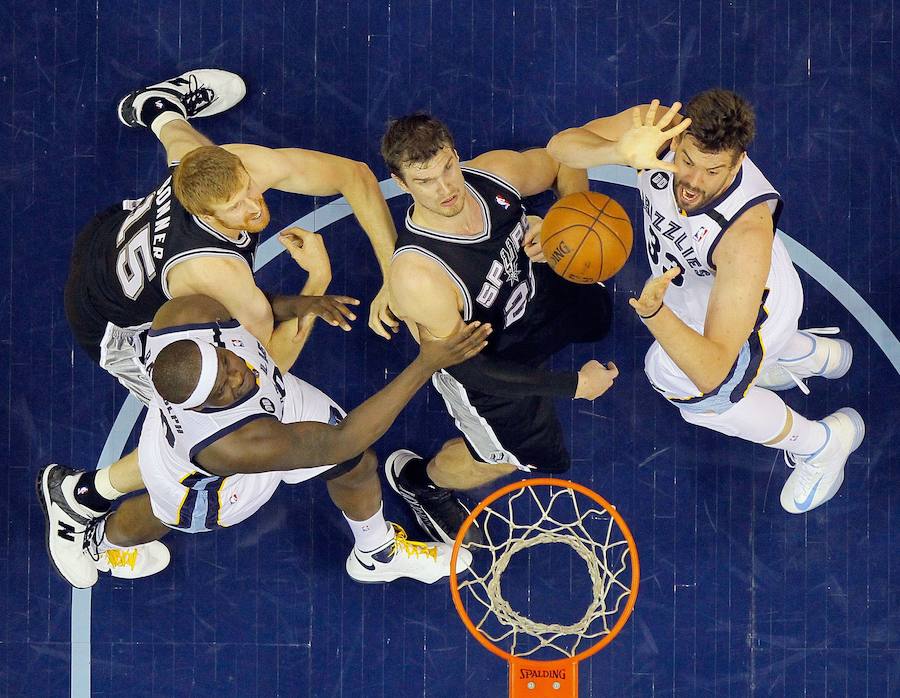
[151,340,203,404]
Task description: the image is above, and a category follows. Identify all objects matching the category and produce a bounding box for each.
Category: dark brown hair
[381,113,455,179]
[173,146,246,216]
[683,89,756,158]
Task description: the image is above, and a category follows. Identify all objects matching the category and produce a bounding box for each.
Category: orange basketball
[540,192,633,284]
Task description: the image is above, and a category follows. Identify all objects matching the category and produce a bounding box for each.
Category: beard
[673,179,708,212]
[241,197,270,232]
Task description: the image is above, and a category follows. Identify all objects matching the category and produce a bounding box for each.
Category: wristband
[638,303,664,320]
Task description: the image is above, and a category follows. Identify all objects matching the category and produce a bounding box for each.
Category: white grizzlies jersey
[637,151,802,334]
[638,152,804,411]
[140,319,320,533]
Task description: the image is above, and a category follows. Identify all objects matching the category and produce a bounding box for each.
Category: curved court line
[72,164,899,698]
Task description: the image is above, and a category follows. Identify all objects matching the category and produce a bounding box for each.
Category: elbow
[348,160,379,190]
[693,349,739,394]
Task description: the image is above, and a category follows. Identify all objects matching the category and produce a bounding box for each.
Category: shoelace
[181,75,216,115]
[81,513,110,563]
[391,525,438,561]
[105,548,139,570]
[774,327,843,395]
[783,451,822,489]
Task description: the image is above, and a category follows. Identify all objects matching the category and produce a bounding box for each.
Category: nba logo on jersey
[693,226,710,243]
[495,194,510,209]
[229,338,245,348]
[650,172,670,190]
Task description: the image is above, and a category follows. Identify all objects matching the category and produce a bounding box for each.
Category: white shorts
[139,374,346,532]
[644,281,803,414]
[99,322,154,406]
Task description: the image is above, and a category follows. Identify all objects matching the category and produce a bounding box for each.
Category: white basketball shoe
[346,523,472,584]
[117,69,246,128]
[756,328,853,394]
[780,408,865,514]
[96,541,171,581]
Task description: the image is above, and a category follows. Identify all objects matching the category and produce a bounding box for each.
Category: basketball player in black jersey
[380,114,620,545]
[40,69,401,581]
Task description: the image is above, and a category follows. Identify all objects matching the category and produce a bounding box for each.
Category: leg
[108,448,144,493]
[428,438,517,490]
[325,450,382,521]
[325,451,473,585]
[103,494,171,547]
[158,119,216,164]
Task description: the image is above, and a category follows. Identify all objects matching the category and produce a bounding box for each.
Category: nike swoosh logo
[794,475,825,511]
[354,553,375,571]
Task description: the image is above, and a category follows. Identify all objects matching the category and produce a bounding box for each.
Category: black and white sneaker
[37,464,106,588]
[384,450,483,545]
[117,69,246,128]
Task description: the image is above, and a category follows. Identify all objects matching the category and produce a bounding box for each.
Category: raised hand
[629,266,681,318]
[290,294,360,331]
[616,99,692,173]
[416,321,492,372]
[278,227,331,277]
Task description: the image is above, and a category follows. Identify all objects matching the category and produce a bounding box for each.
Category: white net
[457,483,635,659]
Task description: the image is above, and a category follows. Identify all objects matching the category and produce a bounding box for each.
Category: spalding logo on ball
[540,191,633,284]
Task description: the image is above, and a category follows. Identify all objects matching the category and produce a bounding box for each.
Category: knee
[331,449,378,488]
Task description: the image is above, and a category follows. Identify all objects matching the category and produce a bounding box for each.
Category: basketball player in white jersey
[40,68,400,579]
[547,90,864,513]
[48,293,489,588]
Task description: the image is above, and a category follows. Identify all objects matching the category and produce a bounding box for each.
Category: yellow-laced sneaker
[346,523,472,584]
[96,541,171,580]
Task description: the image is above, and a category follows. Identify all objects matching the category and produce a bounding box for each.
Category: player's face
[395,146,467,218]
[208,170,271,233]
[202,348,260,409]
[671,135,744,212]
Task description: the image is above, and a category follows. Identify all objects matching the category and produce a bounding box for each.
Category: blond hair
[172,146,245,215]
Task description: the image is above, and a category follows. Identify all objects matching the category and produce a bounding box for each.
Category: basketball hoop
[449,478,639,696]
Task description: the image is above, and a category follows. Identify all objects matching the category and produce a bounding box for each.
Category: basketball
[540,191,633,284]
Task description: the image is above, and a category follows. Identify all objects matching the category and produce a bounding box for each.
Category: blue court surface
[4,1,899,696]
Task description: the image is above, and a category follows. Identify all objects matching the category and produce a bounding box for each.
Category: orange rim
[449,477,640,663]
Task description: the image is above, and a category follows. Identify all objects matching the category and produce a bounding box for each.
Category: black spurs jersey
[79,168,258,330]
[394,167,537,349]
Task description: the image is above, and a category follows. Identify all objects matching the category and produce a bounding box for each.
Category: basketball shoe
[756,328,853,394]
[95,541,171,581]
[385,450,483,545]
[38,464,109,588]
[117,69,246,129]
[780,408,865,514]
[345,523,471,584]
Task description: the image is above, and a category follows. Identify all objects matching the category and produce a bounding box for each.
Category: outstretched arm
[224,143,400,339]
[547,100,691,172]
[466,147,587,198]
[196,321,492,475]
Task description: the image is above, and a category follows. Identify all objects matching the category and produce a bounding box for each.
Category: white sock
[344,503,393,553]
[150,111,188,138]
[768,408,829,456]
[95,466,126,500]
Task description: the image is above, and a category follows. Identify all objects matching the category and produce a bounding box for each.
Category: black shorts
[64,205,124,363]
[437,267,612,474]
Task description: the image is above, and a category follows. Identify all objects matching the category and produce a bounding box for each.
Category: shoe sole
[36,465,94,589]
